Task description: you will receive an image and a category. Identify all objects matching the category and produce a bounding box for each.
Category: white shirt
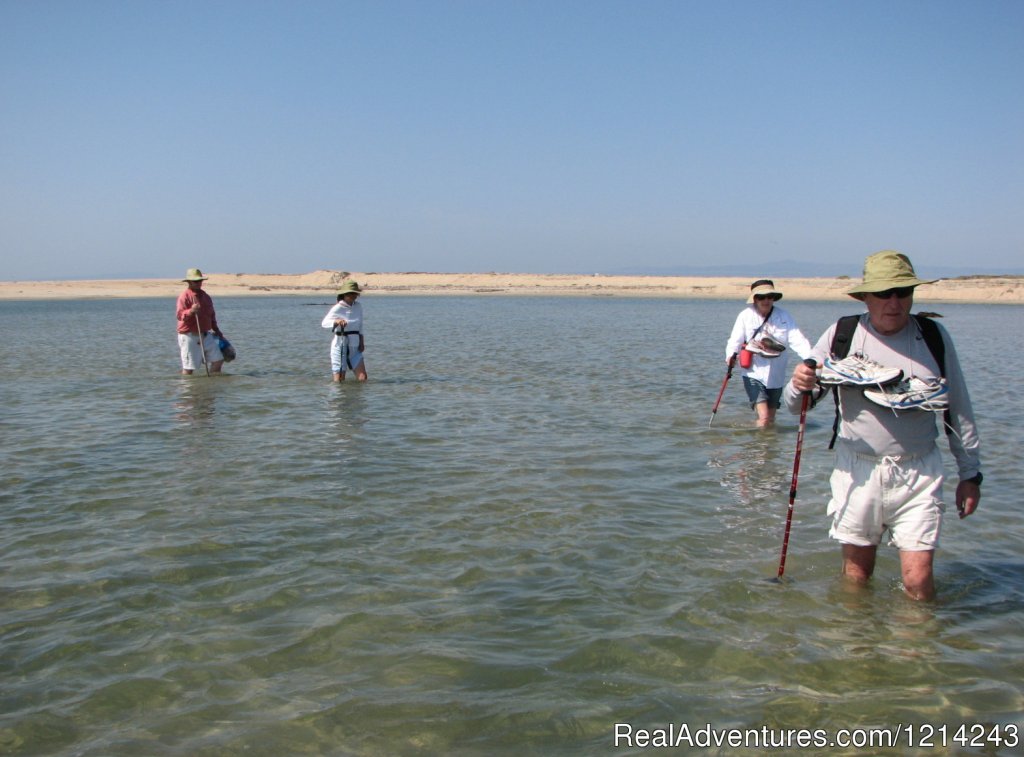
[321,300,364,334]
[725,304,813,389]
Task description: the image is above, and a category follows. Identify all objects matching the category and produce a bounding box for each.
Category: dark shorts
[742,376,782,410]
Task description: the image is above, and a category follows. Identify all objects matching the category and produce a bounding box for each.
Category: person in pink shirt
[176,268,224,375]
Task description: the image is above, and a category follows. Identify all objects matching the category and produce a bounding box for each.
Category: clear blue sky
[2,0,1022,280]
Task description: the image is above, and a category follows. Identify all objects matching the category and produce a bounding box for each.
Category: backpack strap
[912,315,946,378]
[827,316,861,449]
[913,314,951,433]
[830,314,861,361]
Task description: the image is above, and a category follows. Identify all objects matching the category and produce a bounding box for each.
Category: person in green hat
[320,280,367,382]
[785,250,982,600]
[175,268,225,375]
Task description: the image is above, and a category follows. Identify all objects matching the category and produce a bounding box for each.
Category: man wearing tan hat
[175,268,225,375]
[786,251,982,600]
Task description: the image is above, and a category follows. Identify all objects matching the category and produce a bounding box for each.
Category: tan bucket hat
[183,268,208,282]
[746,279,783,303]
[337,280,362,295]
[847,250,937,300]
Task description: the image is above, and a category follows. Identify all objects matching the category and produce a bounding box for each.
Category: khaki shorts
[827,444,946,551]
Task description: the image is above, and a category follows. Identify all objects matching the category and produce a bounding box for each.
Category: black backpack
[827,314,948,449]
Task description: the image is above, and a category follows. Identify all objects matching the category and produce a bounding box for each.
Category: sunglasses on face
[753,294,773,301]
[870,286,915,300]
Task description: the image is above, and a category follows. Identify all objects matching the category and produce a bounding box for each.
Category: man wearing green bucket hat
[175,268,225,375]
[320,280,367,382]
[785,251,982,600]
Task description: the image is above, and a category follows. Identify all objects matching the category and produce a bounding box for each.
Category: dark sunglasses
[870,286,915,300]
[753,294,774,301]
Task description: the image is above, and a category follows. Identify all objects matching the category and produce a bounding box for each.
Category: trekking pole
[195,313,211,377]
[708,354,737,428]
[776,358,817,579]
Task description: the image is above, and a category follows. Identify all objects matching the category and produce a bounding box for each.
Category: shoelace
[871,377,948,416]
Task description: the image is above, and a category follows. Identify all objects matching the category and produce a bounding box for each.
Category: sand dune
[2,270,1022,303]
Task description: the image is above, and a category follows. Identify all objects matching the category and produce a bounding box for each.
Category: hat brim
[846,276,937,299]
[747,292,783,304]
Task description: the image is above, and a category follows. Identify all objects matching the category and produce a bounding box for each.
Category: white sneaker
[863,376,949,412]
[747,335,786,358]
[819,353,903,387]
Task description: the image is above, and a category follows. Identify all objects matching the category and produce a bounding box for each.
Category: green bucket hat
[337,280,362,295]
[846,251,937,300]
[183,268,208,282]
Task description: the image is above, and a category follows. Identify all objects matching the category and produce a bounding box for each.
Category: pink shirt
[176,288,219,335]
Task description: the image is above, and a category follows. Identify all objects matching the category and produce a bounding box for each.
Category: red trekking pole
[777,359,817,579]
[708,354,737,428]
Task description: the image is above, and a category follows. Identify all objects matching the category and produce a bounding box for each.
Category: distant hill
[607,260,1024,278]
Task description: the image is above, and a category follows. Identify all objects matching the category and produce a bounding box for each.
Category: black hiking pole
[708,354,737,428]
[776,358,817,579]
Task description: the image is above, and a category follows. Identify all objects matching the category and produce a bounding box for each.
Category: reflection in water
[710,428,791,508]
[317,383,371,489]
[819,580,947,665]
[323,382,369,438]
[173,376,219,428]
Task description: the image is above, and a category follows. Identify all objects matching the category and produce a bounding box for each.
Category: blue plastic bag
[217,336,236,362]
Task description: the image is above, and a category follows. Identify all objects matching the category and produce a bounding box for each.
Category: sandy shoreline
[1,270,1022,303]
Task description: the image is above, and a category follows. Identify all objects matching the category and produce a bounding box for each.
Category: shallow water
[1,296,1022,756]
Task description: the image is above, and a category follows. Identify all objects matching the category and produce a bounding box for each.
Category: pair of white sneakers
[819,353,948,412]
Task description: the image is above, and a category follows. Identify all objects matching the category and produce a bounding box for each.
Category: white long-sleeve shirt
[784,313,981,479]
[321,300,364,334]
[725,305,814,389]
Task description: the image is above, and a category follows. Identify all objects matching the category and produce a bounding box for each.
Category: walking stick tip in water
[708,354,737,428]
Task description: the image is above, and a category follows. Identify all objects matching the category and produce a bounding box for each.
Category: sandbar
[1,270,1022,303]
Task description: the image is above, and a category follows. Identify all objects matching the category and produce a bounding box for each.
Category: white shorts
[330,334,364,373]
[178,332,223,371]
[827,444,946,551]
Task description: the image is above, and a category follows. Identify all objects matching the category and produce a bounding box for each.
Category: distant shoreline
[2,270,1023,303]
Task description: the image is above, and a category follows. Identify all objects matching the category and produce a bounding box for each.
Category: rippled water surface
[1,295,1022,756]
